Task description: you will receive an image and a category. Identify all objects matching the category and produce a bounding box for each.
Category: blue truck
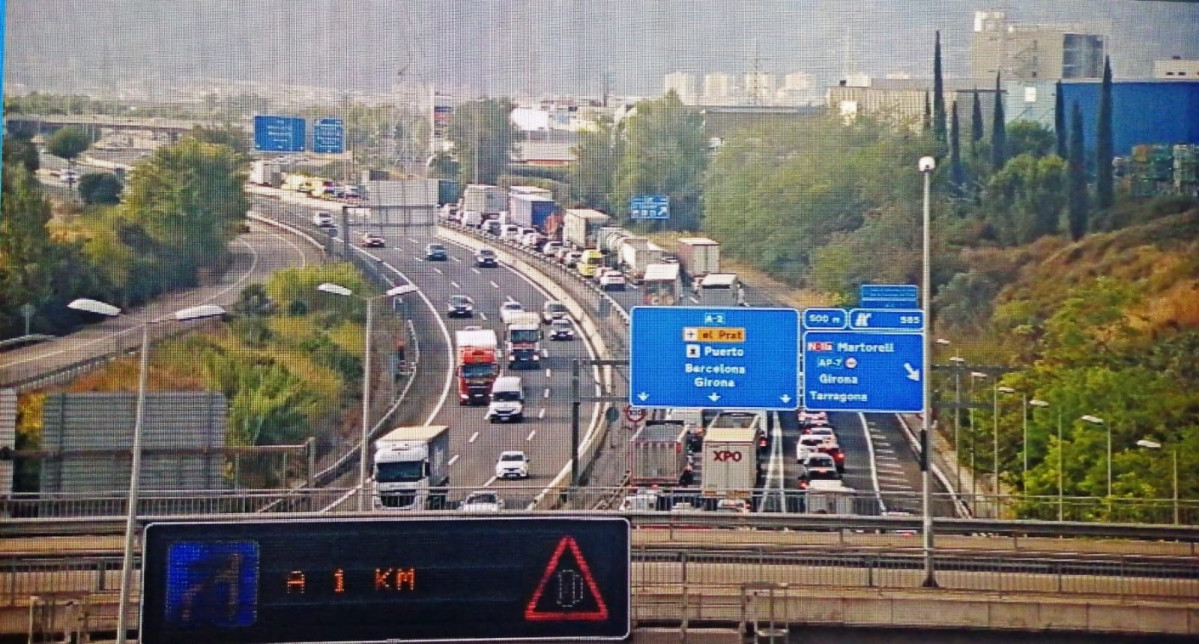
[510,194,557,232]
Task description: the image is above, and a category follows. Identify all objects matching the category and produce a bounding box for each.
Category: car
[522,232,547,249]
[715,499,751,514]
[541,300,568,324]
[60,169,79,184]
[494,450,530,479]
[424,242,448,260]
[562,250,583,268]
[312,211,335,227]
[548,318,575,341]
[822,445,847,473]
[498,224,522,242]
[499,301,525,325]
[807,426,838,447]
[797,453,841,489]
[459,490,505,513]
[481,219,502,236]
[798,409,828,428]
[475,248,498,267]
[599,270,627,291]
[554,246,573,263]
[619,490,660,511]
[446,295,474,318]
[542,241,563,257]
[360,232,385,247]
[796,435,827,463]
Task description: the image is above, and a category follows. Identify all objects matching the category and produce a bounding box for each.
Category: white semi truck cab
[372,425,451,510]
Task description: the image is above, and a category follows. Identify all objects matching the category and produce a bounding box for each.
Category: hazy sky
[5,1,1199,99]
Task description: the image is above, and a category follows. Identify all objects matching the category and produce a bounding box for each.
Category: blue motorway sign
[629,195,669,220]
[630,306,799,410]
[847,308,924,332]
[860,284,918,301]
[802,308,848,330]
[253,115,306,152]
[802,331,923,413]
[312,117,345,154]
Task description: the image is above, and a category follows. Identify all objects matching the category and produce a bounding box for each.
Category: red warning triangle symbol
[524,535,610,622]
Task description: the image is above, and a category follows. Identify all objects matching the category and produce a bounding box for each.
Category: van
[485,376,524,423]
[576,249,604,277]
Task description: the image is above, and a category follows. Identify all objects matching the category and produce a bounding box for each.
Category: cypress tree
[933,31,947,145]
[950,100,964,194]
[971,89,984,157]
[1097,56,1114,209]
[923,91,932,133]
[991,73,1006,170]
[1068,102,1090,241]
[1054,80,1067,158]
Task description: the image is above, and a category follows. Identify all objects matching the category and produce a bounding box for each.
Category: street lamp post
[969,371,988,500]
[949,356,965,494]
[318,282,418,511]
[997,386,1024,493]
[1137,439,1179,525]
[1029,399,1056,518]
[918,155,936,587]
[1081,415,1110,497]
[67,298,226,644]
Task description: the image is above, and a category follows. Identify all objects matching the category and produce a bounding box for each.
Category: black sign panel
[140,516,630,644]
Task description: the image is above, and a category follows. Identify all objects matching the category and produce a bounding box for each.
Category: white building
[664,72,698,105]
[743,71,775,105]
[702,73,738,105]
[1155,58,1199,80]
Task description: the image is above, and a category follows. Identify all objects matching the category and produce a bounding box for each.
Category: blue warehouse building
[1059,81,1199,155]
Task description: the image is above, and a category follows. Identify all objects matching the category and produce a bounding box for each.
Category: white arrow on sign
[708,392,721,402]
[780,394,792,404]
[903,363,921,382]
[638,392,649,402]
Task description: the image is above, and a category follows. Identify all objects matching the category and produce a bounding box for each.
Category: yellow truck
[576,249,604,277]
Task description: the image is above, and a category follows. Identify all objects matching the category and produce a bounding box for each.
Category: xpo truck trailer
[700,427,762,502]
[372,425,451,510]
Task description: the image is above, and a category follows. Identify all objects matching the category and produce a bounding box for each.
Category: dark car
[482,220,503,236]
[475,248,498,267]
[548,318,575,340]
[446,295,475,318]
[425,242,448,261]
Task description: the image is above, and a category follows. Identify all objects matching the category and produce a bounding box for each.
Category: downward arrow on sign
[903,363,921,382]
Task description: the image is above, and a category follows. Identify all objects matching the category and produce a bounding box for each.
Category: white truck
[627,421,690,486]
[462,184,506,218]
[618,237,664,283]
[698,273,742,306]
[372,425,451,510]
[700,426,762,502]
[505,312,542,369]
[676,237,721,280]
[249,160,282,187]
[562,208,612,250]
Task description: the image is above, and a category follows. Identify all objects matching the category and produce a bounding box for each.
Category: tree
[3,134,40,173]
[933,31,947,145]
[971,89,984,156]
[1006,121,1056,159]
[991,73,1006,170]
[1054,80,1067,159]
[427,151,460,181]
[923,91,931,133]
[1067,103,1090,241]
[1097,56,1115,210]
[982,153,1067,245]
[950,101,964,193]
[0,163,56,333]
[611,91,708,229]
[570,115,621,211]
[77,172,123,204]
[45,126,94,166]
[447,98,519,185]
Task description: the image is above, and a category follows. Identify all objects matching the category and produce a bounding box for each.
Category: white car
[499,301,525,325]
[459,490,505,513]
[542,241,563,257]
[499,225,522,242]
[599,270,626,291]
[807,426,838,448]
[796,435,827,463]
[495,450,530,479]
[312,211,334,227]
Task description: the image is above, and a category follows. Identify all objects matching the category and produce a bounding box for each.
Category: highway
[248,195,604,505]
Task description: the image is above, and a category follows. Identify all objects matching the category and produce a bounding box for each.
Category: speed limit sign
[624,406,647,423]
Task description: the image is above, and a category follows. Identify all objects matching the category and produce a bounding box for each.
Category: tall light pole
[68,298,226,644]
[969,371,988,499]
[1029,399,1057,519]
[318,282,418,510]
[1081,414,1110,497]
[949,356,966,494]
[997,386,1024,492]
[918,155,936,587]
[1137,439,1179,525]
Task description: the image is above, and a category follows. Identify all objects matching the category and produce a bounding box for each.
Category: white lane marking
[482,475,497,488]
[874,447,896,454]
[688,296,699,303]
[526,429,537,441]
[450,281,461,289]
[543,388,551,398]
[490,281,500,289]
[541,349,548,358]
[408,238,419,244]
[538,408,546,419]
[627,283,638,290]
[469,432,479,444]
[545,369,552,378]
[448,455,460,467]
[594,384,602,397]
[433,267,443,274]
[858,412,885,512]
[479,312,488,321]
[472,268,481,275]
[505,295,516,303]
[451,256,462,262]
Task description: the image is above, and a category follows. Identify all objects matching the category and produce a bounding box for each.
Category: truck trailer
[509,194,557,231]
[562,208,612,250]
[627,421,690,486]
[618,237,664,282]
[504,312,542,369]
[249,160,282,187]
[700,426,762,501]
[676,237,721,280]
[455,328,499,404]
[462,184,507,217]
[372,425,451,510]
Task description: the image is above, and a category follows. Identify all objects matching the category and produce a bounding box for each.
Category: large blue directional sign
[629,195,670,220]
[312,117,345,154]
[847,308,924,332]
[253,115,306,152]
[802,331,923,413]
[630,306,799,410]
[859,283,919,309]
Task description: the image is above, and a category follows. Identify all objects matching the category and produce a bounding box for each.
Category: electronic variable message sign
[140,517,630,644]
